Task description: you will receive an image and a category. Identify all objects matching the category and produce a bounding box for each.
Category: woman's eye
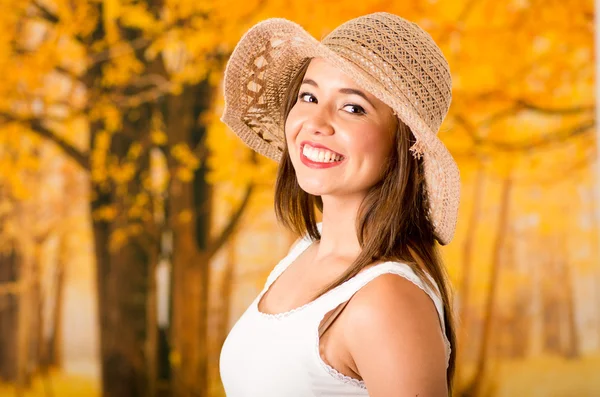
[298,92,317,103]
[343,104,366,115]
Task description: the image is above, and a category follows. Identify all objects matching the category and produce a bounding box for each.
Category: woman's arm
[344,273,448,397]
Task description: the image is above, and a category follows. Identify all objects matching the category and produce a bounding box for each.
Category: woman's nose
[302,109,334,136]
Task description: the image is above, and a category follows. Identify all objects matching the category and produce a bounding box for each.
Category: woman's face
[285,57,397,199]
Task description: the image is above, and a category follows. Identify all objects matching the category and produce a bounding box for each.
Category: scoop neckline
[254,235,385,320]
[254,237,327,319]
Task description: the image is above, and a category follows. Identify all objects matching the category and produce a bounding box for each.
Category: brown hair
[274,58,457,393]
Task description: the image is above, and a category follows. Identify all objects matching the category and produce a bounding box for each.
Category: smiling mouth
[300,144,345,163]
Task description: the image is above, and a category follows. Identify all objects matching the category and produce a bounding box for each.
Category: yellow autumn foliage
[0,1,596,397]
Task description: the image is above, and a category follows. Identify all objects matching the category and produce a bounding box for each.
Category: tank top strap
[313,261,451,363]
[313,262,452,366]
[317,262,442,320]
[263,222,323,292]
[262,232,314,293]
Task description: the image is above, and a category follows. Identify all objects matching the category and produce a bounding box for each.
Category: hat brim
[221,18,460,245]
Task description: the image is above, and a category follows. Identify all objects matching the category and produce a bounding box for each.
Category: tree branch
[205,183,254,260]
[55,65,85,83]
[88,36,151,66]
[0,113,90,170]
[516,100,595,115]
[457,99,594,131]
[31,0,59,24]
[478,105,523,127]
[455,115,595,152]
[498,120,594,151]
[111,78,175,108]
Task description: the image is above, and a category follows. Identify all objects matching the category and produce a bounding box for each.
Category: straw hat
[221,12,460,245]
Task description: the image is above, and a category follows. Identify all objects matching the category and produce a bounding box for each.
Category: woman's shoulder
[340,267,449,391]
[341,260,449,350]
[354,261,446,329]
[356,261,442,300]
[347,263,442,324]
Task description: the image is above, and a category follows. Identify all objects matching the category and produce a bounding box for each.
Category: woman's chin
[296,180,331,197]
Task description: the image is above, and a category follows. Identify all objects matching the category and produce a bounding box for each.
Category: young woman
[219,12,461,397]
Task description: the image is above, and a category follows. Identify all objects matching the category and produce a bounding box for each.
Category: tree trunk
[458,166,485,365]
[16,235,34,394]
[562,261,579,358]
[92,104,156,397]
[146,233,160,397]
[31,240,44,371]
[0,243,19,381]
[461,175,513,397]
[39,233,68,369]
[556,230,579,358]
[82,9,152,394]
[216,236,236,352]
[165,76,255,396]
[210,233,240,394]
[45,247,65,368]
[92,192,153,397]
[541,251,562,354]
[167,81,213,397]
[93,194,139,397]
[527,236,543,357]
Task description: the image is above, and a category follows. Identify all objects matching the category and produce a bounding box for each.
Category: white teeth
[302,144,343,163]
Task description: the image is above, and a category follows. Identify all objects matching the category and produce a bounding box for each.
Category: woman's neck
[315,194,364,261]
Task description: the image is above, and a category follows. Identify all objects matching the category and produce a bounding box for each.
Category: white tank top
[220,224,451,396]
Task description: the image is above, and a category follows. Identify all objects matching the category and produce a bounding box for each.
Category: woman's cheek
[284,109,302,140]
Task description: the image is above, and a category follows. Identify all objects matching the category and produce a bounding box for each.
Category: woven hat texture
[221,12,460,245]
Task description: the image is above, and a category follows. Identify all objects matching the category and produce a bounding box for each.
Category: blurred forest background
[0,0,598,396]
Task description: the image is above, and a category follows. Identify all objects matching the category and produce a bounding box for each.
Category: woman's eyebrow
[301,78,318,87]
[338,88,375,108]
[301,79,375,108]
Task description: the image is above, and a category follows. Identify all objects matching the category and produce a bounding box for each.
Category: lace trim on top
[256,298,316,319]
[314,327,367,389]
[256,237,328,319]
[257,229,452,369]
[310,267,452,390]
[351,267,452,367]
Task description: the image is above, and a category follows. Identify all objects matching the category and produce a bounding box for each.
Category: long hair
[274,58,457,393]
